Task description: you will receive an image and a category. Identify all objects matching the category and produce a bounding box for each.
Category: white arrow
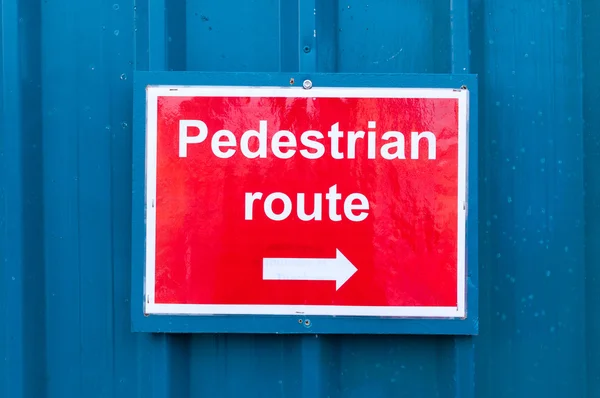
[262,249,358,290]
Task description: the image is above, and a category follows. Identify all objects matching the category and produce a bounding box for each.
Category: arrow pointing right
[262,249,358,290]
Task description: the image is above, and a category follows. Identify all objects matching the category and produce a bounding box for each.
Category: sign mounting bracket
[131,71,479,335]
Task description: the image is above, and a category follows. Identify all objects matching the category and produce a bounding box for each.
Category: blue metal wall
[1,0,598,397]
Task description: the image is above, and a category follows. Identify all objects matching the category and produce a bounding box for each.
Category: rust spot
[290,78,295,85]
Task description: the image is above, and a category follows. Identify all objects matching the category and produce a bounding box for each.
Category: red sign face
[144,86,468,318]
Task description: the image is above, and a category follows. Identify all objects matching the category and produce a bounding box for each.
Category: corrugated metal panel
[0,0,597,397]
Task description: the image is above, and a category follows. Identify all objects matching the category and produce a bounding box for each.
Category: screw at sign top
[303,80,313,89]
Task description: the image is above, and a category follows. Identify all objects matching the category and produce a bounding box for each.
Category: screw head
[303,79,313,89]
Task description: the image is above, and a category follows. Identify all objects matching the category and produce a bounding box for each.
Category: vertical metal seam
[0,0,24,397]
[573,0,588,396]
[145,2,176,396]
[451,0,470,73]
[278,0,299,73]
[297,1,323,397]
[148,0,166,71]
[451,1,475,398]
[298,0,317,73]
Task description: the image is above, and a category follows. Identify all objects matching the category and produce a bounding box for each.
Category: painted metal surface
[0,0,597,398]
[133,78,477,334]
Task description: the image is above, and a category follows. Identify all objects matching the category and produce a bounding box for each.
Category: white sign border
[143,85,469,319]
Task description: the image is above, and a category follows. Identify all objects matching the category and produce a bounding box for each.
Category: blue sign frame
[131,71,479,335]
